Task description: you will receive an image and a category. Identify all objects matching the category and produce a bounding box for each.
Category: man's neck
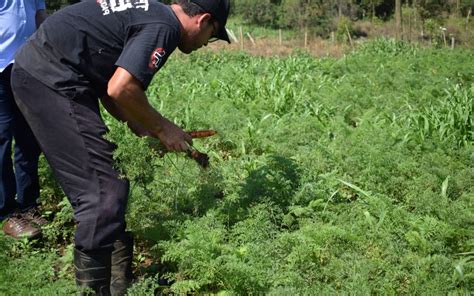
[170,4,186,40]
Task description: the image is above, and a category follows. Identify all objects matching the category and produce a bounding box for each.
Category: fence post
[408,7,412,42]
[246,33,256,46]
[239,26,244,50]
[442,29,447,47]
[345,25,354,49]
[467,8,472,27]
[226,28,238,43]
[304,28,308,49]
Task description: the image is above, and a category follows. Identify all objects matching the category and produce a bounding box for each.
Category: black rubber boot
[110,232,134,296]
[74,248,112,296]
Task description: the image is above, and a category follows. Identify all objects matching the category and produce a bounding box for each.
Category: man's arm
[35,9,48,28]
[106,67,192,152]
[100,95,150,137]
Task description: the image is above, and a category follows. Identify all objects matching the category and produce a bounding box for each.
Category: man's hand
[157,117,193,152]
[107,67,193,152]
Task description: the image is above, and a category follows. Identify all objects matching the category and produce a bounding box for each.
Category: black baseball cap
[190,0,231,43]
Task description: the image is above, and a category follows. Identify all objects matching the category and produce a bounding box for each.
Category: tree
[417,0,448,20]
[234,0,281,27]
[360,0,384,19]
[395,0,402,39]
[279,0,332,35]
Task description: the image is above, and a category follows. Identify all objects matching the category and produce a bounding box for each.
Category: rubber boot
[74,248,112,296]
[110,232,134,296]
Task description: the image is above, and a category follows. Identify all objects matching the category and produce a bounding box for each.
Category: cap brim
[218,27,231,43]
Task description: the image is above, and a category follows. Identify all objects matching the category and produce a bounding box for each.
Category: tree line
[46,0,473,37]
[232,0,472,34]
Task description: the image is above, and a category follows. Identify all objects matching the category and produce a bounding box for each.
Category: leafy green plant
[400,84,473,147]
[335,16,355,43]
[2,41,473,295]
[357,37,419,55]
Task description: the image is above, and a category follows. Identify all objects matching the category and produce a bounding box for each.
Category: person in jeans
[11,0,230,294]
[0,0,48,239]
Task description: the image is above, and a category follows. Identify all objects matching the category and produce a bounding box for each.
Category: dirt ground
[206,36,349,58]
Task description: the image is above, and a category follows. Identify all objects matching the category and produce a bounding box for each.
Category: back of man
[15,0,180,96]
[0,0,47,239]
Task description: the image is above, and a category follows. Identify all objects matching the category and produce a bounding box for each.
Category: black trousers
[11,65,129,252]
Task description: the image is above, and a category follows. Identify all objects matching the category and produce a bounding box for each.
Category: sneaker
[2,212,41,239]
[23,208,48,226]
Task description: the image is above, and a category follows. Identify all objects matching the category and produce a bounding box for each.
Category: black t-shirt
[15,0,181,96]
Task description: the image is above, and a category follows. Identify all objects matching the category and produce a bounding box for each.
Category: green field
[1,39,473,295]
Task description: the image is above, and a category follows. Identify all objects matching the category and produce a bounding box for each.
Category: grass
[0,39,472,295]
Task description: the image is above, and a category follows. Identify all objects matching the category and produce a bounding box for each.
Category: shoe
[110,232,134,296]
[75,248,112,296]
[22,208,48,226]
[2,212,41,239]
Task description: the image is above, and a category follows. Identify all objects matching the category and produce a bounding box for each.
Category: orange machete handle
[187,130,217,139]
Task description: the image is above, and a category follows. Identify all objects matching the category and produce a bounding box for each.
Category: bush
[335,16,355,42]
[357,38,419,55]
[233,0,281,28]
[279,0,331,35]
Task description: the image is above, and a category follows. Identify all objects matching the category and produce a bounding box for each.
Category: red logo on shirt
[148,48,166,70]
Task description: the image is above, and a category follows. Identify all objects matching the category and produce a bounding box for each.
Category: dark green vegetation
[44,1,474,48]
[231,0,473,37]
[229,1,474,49]
[1,39,473,295]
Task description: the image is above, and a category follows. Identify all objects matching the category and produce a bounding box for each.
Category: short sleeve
[36,0,46,10]
[115,24,179,89]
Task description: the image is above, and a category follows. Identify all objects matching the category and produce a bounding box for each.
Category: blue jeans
[0,64,41,221]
